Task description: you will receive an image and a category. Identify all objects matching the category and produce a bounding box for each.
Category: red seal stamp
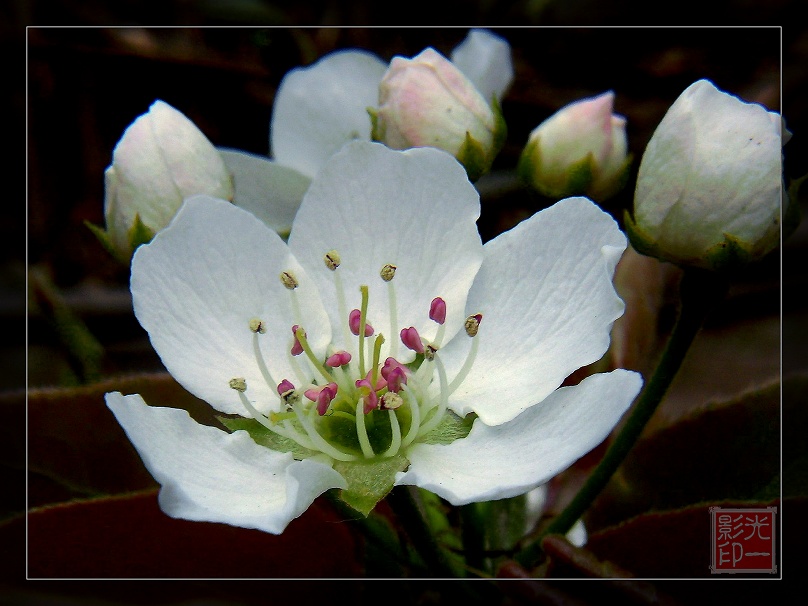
[710,506,777,574]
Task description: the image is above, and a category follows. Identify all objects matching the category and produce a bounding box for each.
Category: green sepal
[217,416,316,459]
[84,220,127,265]
[517,137,595,200]
[516,136,539,185]
[702,232,756,272]
[127,213,155,254]
[623,209,670,264]
[490,94,508,163]
[419,410,475,445]
[625,208,773,273]
[456,131,490,182]
[588,152,634,202]
[563,154,595,197]
[367,106,383,142]
[333,454,409,516]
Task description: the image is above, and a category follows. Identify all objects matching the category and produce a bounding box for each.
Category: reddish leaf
[585,499,782,578]
[585,378,787,533]
[11,373,224,509]
[21,489,362,578]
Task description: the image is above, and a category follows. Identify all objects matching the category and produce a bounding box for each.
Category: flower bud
[95,100,234,262]
[371,48,506,181]
[626,79,788,271]
[518,91,630,201]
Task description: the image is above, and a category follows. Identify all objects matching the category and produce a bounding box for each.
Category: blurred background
[5,0,808,600]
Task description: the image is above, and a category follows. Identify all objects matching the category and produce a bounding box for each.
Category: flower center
[229,251,481,463]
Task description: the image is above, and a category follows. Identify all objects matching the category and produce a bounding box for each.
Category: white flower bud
[372,48,506,181]
[100,100,234,261]
[627,79,788,271]
[518,91,630,201]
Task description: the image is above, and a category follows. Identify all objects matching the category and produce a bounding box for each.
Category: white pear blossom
[106,141,641,534]
[226,29,513,234]
[628,79,788,271]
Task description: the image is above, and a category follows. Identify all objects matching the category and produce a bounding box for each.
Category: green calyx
[219,408,474,517]
[84,212,155,265]
[456,95,507,182]
[624,209,767,273]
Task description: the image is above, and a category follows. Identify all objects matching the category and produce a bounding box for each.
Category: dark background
[6,0,808,603]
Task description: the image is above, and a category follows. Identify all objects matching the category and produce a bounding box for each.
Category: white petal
[287,141,483,361]
[219,147,311,236]
[270,50,388,179]
[131,195,330,415]
[441,197,627,426]
[106,392,346,534]
[450,29,514,103]
[396,369,642,505]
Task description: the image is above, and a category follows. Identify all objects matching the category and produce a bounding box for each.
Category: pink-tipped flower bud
[371,48,506,181]
[518,91,630,202]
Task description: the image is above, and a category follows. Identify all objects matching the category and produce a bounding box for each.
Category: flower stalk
[514,267,729,569]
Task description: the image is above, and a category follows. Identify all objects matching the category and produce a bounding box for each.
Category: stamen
[229,377,247,392]
[280,271,303,327]
[399,384,421,448]
[290,325,304,356]
[430,298,447,347]
[277,379,295,395]
[418,354,450,437]
[355,398,375,458]
[325,350,352,367]
[249,317,267,334]
[291,403,358,462]
[383,266,399,359]
[251,330,277,389]
[400,326,425,354]
[279,270,299,290]
[286,345,310,386]
[332,267,352,347]
[371,334,385,385]
[379,263,397,282]
[358,285,370,376]
[429,298,446,325]
[349,309,374,336]
[324,250,341,271]
[385,365,407,393]
[382,409,402,458]
[230,378,311,447]
[295,326,336,384]
[464,313,483,337]
[381,391,404,410]
[448,317,482,394]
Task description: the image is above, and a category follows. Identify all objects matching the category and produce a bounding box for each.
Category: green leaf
[333,454,409,516]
